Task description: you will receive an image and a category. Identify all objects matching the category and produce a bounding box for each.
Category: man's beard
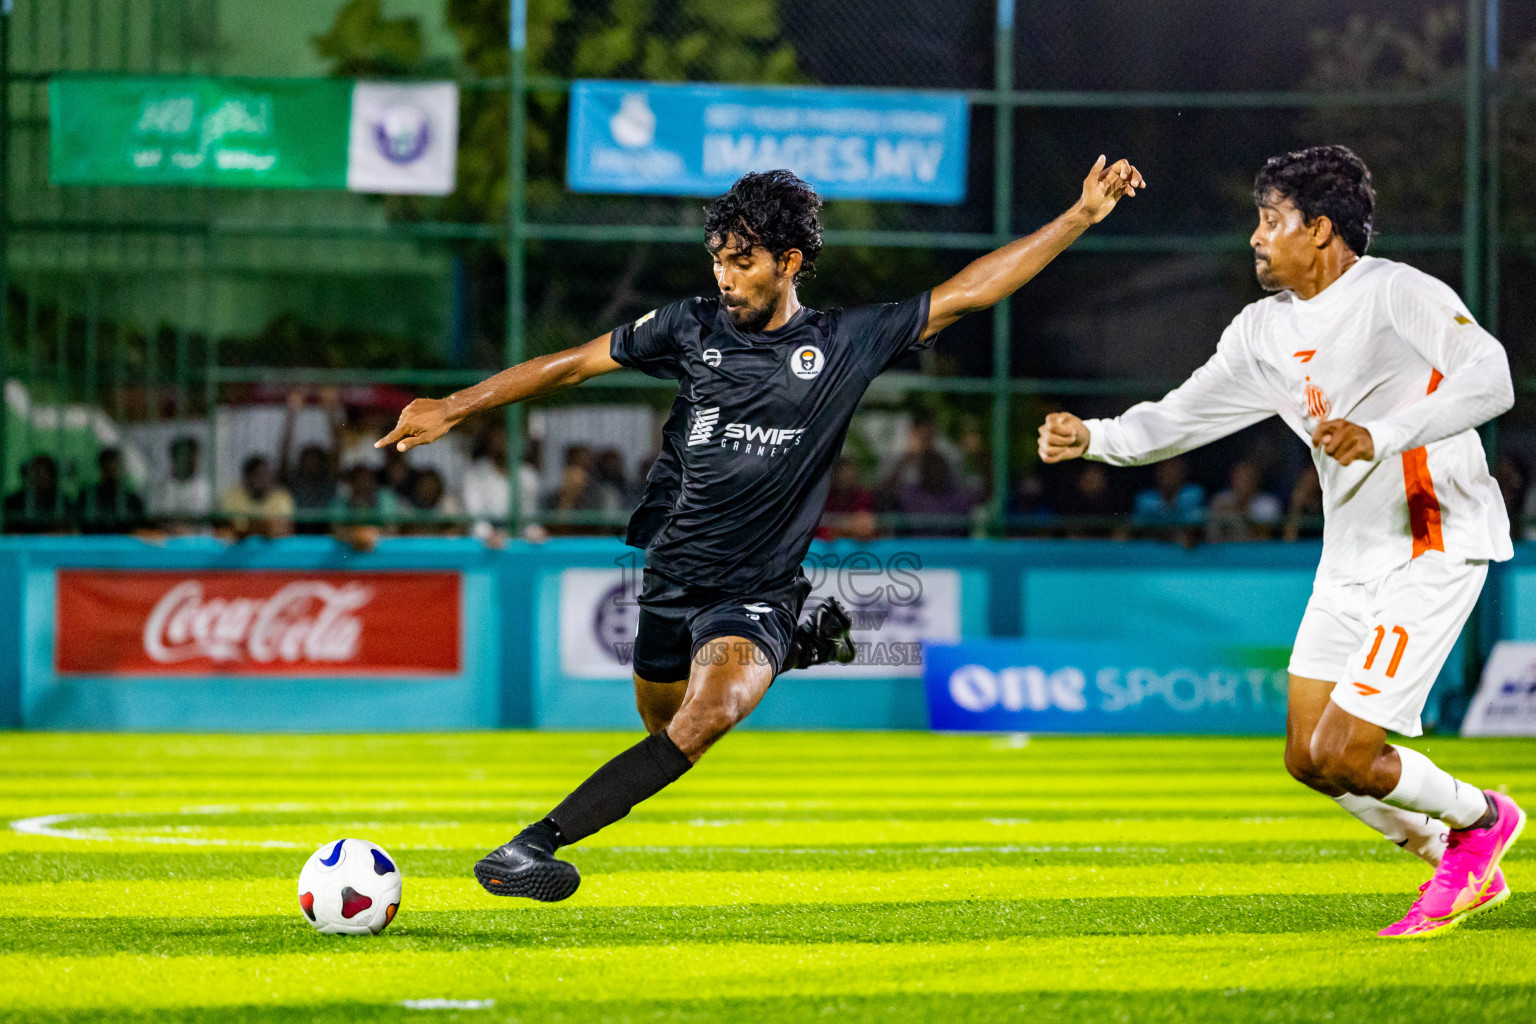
[725,297,774,332]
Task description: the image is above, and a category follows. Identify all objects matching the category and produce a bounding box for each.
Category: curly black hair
[704,170,823,283]
[1254,145,1376,256]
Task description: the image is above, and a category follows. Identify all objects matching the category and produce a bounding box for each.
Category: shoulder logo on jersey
[687,406,720,446]
[1293,350,1316,363]
[702,347,722,367]
[790,345,825,380]
[1445,306,1473,328]
[1303,377,1331,420]
[633,309,657,329]
[743,602,774,614]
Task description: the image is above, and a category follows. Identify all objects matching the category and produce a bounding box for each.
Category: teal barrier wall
[0,536,1524,732]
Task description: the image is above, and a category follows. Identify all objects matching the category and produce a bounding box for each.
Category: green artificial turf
[0,732,1533,1022]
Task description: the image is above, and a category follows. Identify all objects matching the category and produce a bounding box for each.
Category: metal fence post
[986,0,1016,537]
[0,0,11,534]
[504,0,528,536]
[1483,0,1500,338]
[1463,0,1485,321]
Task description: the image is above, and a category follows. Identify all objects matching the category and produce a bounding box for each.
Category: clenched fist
[1311,419,1374,466]
[1038,412,1090,463]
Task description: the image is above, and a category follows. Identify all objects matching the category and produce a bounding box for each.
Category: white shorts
[1288,551,1487,737]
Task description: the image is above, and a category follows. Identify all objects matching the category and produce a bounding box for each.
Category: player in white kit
[1038,146,1526,938]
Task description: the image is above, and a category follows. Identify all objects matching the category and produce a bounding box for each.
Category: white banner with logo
[1462,641,1536,736]
[557,566,961,680]
[347,81,459,195]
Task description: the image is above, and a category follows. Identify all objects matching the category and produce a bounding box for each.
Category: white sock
[1383,745,1489,830]
[1333,792,1448,865]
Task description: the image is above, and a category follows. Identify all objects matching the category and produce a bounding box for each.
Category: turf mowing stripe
[8,796,1370,825]
[5,933,1536,1012]
[0,861,1441,918]
[3,892,1530,957]
[1,817,1458,853]
[13,986,1536,1024]
[8,840,1507,882]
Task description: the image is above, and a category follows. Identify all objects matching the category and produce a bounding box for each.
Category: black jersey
[610,292,932,590]
[624,396,686,549]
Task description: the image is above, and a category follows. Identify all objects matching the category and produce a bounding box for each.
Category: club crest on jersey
[702,348,722,367]
[1303,379,1331,420]
[790,345,825,380]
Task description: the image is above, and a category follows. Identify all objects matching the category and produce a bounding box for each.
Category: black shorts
[630,568,812,682]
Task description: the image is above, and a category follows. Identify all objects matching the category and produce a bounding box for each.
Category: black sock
[515,818,562,855]
[545,730,694,846]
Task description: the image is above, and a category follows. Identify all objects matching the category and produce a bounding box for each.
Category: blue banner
[567,81,969,203]
[925,640,1290,734]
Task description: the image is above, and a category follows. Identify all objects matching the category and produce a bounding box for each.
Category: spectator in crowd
[3,454,71,534]
[279,387,343,534]
[334,463,399,523]
[818,456,878,541]
[220,455,294,539]
[154,436,212,531]
[400,468,463,535]
[891,450,979,537]
[957,418,992,501]
[546,444,608,535]
[1048,461,1125,539]
[461,427,544,543]
[1494,452,1528,540]
[1283,465,1324,542]
[1205,460,1283,543]
[377,444,419,502]
[877,408,940,490]
[1006,474,1052,535]
[74,448,148,534]
[1133,457,1205,546]
[593,448,636,511]
[330,462,399,551]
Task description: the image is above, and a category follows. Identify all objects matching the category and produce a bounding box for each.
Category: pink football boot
[1421,791,1525,922]
[1378,868,1509,939]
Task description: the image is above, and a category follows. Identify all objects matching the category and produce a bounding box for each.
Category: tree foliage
[1298,5,1536,235]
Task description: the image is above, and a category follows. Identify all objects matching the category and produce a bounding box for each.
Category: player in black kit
[377,156,1145,901]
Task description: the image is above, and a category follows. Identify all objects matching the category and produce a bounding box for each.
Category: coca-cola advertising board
[55,571,461,677]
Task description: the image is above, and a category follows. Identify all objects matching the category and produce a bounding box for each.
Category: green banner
[49,75,352,189]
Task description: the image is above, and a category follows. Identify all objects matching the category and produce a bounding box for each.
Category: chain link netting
[4,0,1535,535]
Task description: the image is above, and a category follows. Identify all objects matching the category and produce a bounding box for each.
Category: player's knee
[1308,732,1371,793]
[669,702,737,759]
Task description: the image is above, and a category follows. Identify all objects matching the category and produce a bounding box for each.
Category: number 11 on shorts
[1364,624,1410,678]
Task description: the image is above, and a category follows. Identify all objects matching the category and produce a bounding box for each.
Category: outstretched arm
[376,334,621,452]
[1038,323,1275,466]
[921,156,1145,341]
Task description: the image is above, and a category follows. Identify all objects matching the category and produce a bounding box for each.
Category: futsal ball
[297,838,403,935]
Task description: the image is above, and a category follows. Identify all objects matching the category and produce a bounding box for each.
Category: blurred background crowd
[14,383,1533,548]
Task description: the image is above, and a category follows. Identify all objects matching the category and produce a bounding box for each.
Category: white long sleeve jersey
[1083,256,1514,584]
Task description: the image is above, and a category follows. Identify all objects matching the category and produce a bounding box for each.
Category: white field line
[8,813,302,849]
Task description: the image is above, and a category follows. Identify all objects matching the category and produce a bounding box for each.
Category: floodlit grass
[1,732,1533,1023]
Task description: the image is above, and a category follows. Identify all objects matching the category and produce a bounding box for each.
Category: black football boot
[473,822,581,901]
[784,596,857,671]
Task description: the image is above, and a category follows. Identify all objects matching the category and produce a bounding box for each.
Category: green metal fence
[0,0,1528,536]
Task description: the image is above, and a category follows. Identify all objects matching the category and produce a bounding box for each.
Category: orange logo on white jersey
[1303,378,1331,420]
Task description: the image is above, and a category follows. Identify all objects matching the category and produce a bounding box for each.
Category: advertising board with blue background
[567,81,969,202]
[926,639,1290,734]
